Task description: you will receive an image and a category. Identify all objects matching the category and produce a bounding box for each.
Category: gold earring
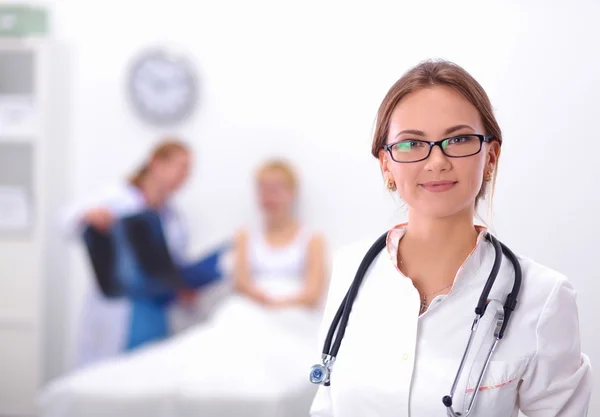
[484,171,493,182]
[386,178,397,191]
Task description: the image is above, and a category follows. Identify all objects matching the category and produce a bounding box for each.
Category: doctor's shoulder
[77,183,141,213]
[323,236,384,303]
[516,254,581,313]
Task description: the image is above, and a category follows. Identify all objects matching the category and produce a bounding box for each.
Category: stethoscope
[309,231,522,417]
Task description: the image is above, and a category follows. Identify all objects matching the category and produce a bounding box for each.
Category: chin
[420,208,462,219]
[168,182,184,193]
[262,209,279,219]
[405,188,476,218]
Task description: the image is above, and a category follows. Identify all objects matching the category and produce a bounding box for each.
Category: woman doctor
[310,60,592,416]
[64,139,219,367]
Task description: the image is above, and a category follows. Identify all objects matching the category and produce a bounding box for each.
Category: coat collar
[384,223,491,296]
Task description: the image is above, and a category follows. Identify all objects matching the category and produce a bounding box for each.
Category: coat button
[402,353,409,360]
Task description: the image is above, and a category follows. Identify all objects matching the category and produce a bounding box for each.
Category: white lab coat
[310,225,592,417]
[62,183,189,368]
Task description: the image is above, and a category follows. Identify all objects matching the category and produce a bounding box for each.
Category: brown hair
[371,59,501,203]
[256,159,298,191]
[129,138,189,186]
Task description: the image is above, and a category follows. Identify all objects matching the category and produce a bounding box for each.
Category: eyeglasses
[383,134,495,163]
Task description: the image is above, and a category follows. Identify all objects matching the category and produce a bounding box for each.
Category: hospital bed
[37,277,322,417]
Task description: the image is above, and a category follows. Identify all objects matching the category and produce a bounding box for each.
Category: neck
[137,177,168,208]
[265,214,296,234]
[404,209,478,254]
[399,208,479,290]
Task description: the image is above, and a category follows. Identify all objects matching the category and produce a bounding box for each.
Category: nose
[424,143,451,172]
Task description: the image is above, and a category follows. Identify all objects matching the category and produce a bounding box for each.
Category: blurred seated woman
[38,159,328,417]
[234,159,326,310]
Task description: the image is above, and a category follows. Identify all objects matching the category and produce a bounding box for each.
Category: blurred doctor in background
[63,138,220,367]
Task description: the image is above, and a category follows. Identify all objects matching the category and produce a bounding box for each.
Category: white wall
[43,0,600,413]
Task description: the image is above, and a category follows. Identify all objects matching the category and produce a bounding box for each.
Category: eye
[394,140,425,152]
[446,135,474,145]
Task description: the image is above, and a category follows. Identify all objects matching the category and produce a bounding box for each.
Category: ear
[378,149,392,179]
[148,156,159,170]
[485,141,501,174]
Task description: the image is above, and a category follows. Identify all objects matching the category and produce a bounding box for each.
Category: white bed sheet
[38,278,322,417]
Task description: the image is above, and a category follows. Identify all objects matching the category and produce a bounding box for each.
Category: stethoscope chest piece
[309,364,327,384]
[310,354,335,385]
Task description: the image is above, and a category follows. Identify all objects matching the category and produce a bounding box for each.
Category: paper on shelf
[0,94,37,139]
[0,185,30,231]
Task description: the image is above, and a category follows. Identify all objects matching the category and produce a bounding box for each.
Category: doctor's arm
[518,278,592,416]
[61,186,122,238]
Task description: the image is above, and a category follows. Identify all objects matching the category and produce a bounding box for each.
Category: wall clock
[127,48,198,125]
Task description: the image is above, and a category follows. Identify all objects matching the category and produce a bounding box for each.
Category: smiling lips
[420,180,457,192]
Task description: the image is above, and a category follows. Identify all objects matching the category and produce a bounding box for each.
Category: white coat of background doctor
[63,139,195,368]
[310,60,592,416]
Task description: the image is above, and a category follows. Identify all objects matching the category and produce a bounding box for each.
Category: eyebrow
[445,124,475,135]
[395,124,475,138]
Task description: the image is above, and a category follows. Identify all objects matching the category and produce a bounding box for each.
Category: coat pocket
[462,357,530,415]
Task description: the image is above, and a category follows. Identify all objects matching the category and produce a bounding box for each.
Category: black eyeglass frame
[383,134,496,163]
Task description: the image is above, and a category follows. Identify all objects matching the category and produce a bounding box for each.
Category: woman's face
[152,150,192,193]
[257,170,295,220]
[379,85,500,220]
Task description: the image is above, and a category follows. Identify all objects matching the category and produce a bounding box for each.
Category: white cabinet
[0,37,69,416]
[0,326,39,415]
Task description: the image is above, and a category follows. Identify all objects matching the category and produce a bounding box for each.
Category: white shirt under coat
[310,224,592,417]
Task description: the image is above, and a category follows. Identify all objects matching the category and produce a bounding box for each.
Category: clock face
[127,49,198,125]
